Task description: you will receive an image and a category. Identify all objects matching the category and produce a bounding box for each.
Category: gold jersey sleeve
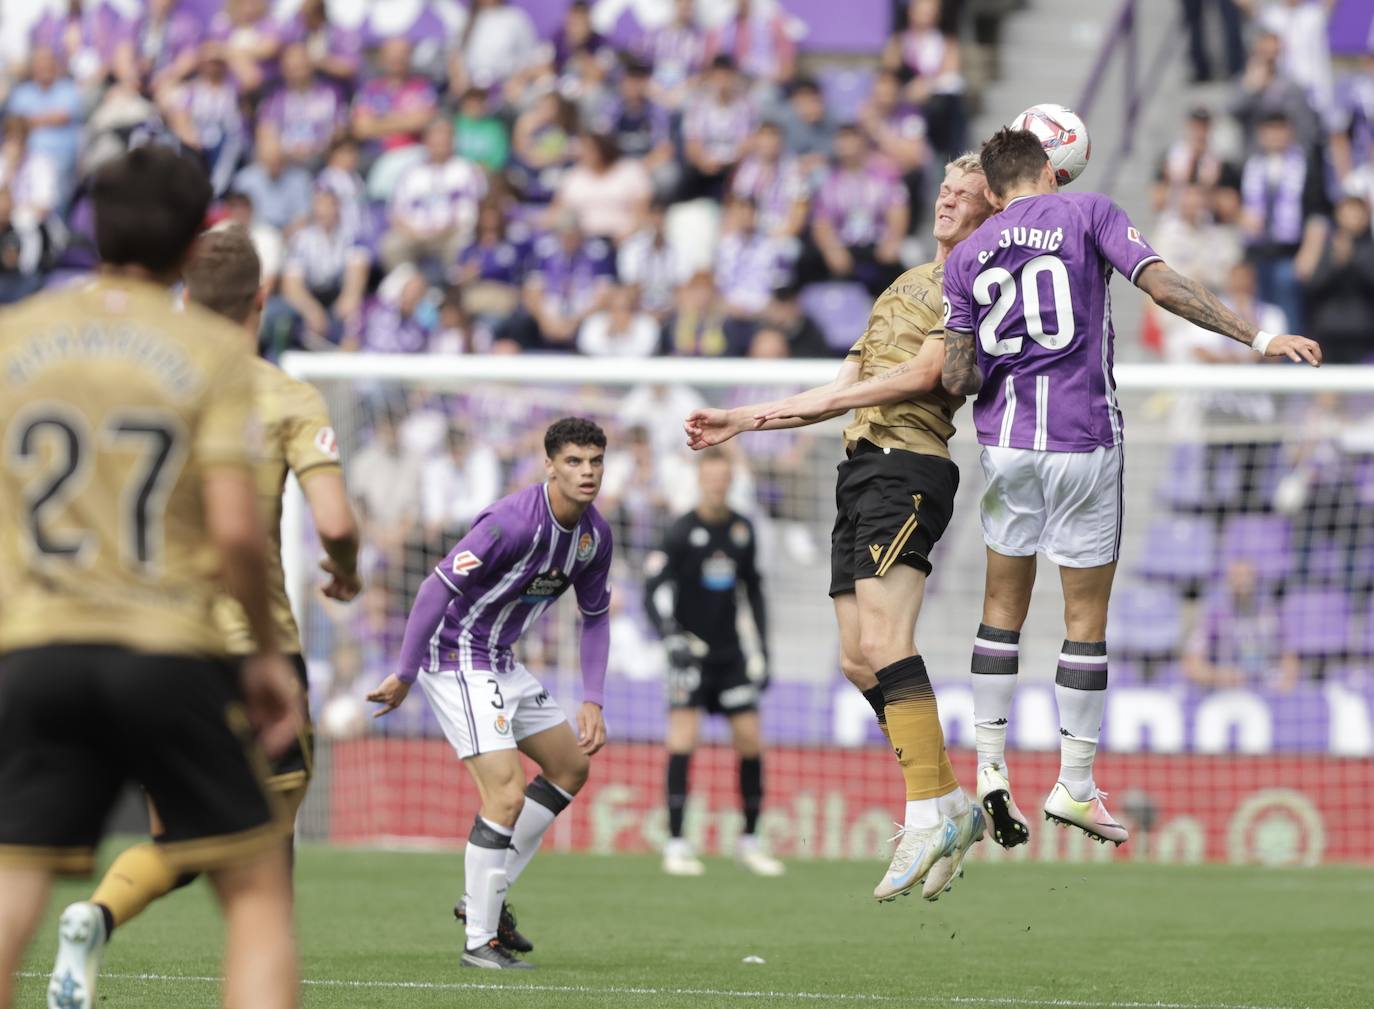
[842,262,965,459]
[0,278,257,656]
[214,359,342,656]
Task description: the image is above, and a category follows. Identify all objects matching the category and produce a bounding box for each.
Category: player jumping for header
[367,418,612,969]
[940,128,1320,849]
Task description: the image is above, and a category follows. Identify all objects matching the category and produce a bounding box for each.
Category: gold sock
[875,655,948,800]
[937,746,958,795]
[90,842,179,929]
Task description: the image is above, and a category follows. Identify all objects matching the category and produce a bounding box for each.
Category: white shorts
[418,663,570,760]
[978,444,1124,569]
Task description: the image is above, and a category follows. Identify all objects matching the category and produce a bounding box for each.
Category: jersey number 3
[973,254,1075,357]
[7,407,186,573]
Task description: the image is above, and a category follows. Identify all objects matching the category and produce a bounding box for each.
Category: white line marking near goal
[18,970,1335,1009]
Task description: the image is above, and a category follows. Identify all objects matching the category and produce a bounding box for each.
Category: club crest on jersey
[576,532,595,562]
[494,714,510,736]
[451,551,483,576]
[314,426,339,460]
[730,521,751,547]
[689,527,710,547]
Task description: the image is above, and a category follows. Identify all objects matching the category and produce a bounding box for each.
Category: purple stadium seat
[1218,514,1293,585]
[799,282,871,352]
[1136,515,1215,584]
[1155,443,1207,511]
[1280,589,1352,657]
[817,67,876,124]
[1107,582,1183,657]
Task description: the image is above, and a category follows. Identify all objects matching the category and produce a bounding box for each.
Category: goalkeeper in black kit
[644,449,783,877]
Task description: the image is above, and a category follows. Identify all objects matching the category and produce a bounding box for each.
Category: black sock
[739,756,762,836]
[96,903,115,940]
[667,752,691,838]
[861,685,886,727]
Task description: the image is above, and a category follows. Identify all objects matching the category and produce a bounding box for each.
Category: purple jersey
[259,81,346,156]
[428,484,613,675]
[943,192,1163,452]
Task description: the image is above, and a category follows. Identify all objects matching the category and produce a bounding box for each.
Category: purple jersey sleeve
[573,518,612,706]
[432,511,522,595]
[942,244,975,334]
[1087,194,1164,285]
[395,574,453,684]
[572,520,613,618]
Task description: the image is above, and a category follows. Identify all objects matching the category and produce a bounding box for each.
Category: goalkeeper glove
[664,632,709,671]
[746,652,770,691]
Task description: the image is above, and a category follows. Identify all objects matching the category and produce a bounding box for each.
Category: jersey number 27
[974,254,1075,357]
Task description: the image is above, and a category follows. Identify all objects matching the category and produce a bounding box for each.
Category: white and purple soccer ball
[1010,103,1091,187]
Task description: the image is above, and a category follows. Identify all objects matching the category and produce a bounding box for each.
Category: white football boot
[47,902,106,1009]
[735,835,785,877]
[922,804,986,901]
[662,837,706,876]
[873,817,957,902]
[1043,781,1129,846]
[976,762,1030,849]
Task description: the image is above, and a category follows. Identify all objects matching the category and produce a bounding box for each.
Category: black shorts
[829,441,960,597]
[668,654,759,715]
[0,645,284,876]
[264,654,314,794]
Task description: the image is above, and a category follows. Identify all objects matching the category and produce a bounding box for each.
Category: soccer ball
[1010,103,1091,186]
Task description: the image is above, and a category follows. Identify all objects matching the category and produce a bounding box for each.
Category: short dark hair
[184,224,261,325]
[544,417,607,457]
[92,146,213,274]
[979,127,1049,199]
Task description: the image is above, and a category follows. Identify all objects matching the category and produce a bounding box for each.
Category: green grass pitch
[19,842,1374,1009]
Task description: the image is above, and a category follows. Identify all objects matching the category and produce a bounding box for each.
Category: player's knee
[858,630,904,672]
[839,654,875,690]
[484,783,527,826]
[553,752,590,795]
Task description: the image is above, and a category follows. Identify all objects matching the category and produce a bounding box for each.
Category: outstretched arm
[1135,261,1322,365]
[684,359,861,450]
[941,327,983,396]
[758,336,944,422]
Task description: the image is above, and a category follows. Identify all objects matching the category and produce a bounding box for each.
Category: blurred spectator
[704,0,797,93]
[381,117,487,275]
[502,215,615,351]
[1180,0,1245,84]
[509,89,579,203]
[552,1,609,72]
[552,131,652,242]
[366,0,465,83]
[204,0,282,97]
[1183,560,1299,692]
[1298,195,1374,365]
[459,0,541,93]
[1189,260,1288,365]
[363,264,442,354]
[680,55,755,201]
[233,131,315,233]
[316,138,369,244]
[577,282,660,357]
[617,201,688,318]
[220,190,284,296]
[6,47,82,201]
[1239,109,1328,329]
[859,68,931,231]
[559,46,617,127]
[596,58,676,198]
[351,413,423,553]
[1259,0,1336,132]
[283,0,365,87]
[0,120,63,229]
[1233,28,1319,152]
[779,76,834,175]
[112,0,202,95]
[1152,107,1225,213]
[456,201,523,324]
[30,0,126,91]
[421,425,503,541]
[760,283,831,358]
[883,0,966,164]
[160,46,247,196]
[804,125,909,296]
[281,188,371,350]
[662,270,732,356]
[452,87,509,172]
[729,119,810,241]
[1330,45,1374,184]
[258,42,348,171]
[1154,184,1242,296]
[637,0,705,110]
[0,188,48,304]
[352,38,437,193]
[434,286,473,354]
[715,194,792,320]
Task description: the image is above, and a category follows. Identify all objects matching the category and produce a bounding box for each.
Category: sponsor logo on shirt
[576,532,595,563]
[314,426,339,459]
[452,551,483,576]
[701,554,737,591]
[689,526,710,547]
[521,569,571,602]
[1127,227,1144,246]
[730,521,751,548]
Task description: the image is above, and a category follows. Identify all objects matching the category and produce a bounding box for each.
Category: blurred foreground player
[684,154,997,901]
[940,128,1321,849]
[0,147,302,1009]
[368,419,613,970]
[645,449,782,878]
[48,225,362,1008]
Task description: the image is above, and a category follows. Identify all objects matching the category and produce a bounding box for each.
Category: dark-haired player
[368,419,613,970]
[0,147,301,1009]
[940,128,1321,849]
[46,224,362,1008]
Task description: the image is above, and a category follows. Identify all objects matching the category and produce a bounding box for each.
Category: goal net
[282,354,1374,868]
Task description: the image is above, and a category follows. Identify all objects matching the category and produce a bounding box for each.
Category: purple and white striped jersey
[943,192,1163,452]
[426,483,613,676]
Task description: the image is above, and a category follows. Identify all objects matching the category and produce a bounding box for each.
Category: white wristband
[1251,330,1275,355]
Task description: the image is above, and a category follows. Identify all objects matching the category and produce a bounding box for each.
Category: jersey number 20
[973,254,1075,357]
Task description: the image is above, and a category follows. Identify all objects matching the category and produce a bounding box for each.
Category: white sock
[936,787,969,819]
[1056,640,1108,801]
[904,797,941,829]
[464,816,512,949]
[971,624,1020,769]
[504,777,573,888]
[1059,737,1097,800]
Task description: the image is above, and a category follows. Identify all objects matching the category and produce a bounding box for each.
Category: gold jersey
[0,277,256,656]
[842,262,965,460]
[213,358,341,656]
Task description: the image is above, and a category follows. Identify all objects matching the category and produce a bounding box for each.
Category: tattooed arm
[1135,261,1322,365]
[941,327,983,396]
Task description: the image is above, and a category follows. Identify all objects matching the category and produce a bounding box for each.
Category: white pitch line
[18,970,1337,1009]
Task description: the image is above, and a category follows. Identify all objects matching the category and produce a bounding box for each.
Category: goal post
[281,352,1374,867]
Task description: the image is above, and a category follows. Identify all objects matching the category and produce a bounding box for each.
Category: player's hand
[241,653,305,759]
[1264,334,1322,366]
[754,389,834,424]
[684,408,739,450]
[366,673,412,717]
[665,632,709,670]
[576,701,607,755]
[320,557,362,602]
